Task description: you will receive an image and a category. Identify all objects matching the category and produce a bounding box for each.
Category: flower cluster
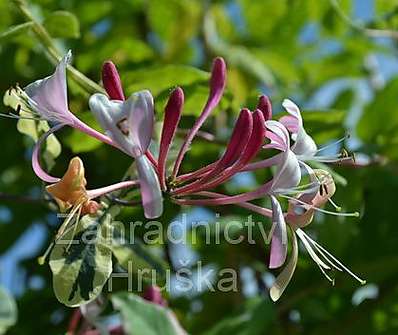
[4,51,365,301]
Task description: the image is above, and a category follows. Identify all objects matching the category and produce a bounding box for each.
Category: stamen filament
[280,194,359,217]
[316,135,349,154]
[328,198,342,211]
[303,230,366,285]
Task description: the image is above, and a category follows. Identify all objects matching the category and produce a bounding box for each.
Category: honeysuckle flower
[46,157,100,215]
[38,156,138,265]
[6,51,116,146]
[101,60,158,167]
[280,99,353,164]
[263,120,302,269]
[3,51,140,185]
[269,169,365,301]
[46,157,138,215]
[89,91,163,219]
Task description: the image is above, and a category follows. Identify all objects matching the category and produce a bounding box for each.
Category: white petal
[125,90,154,154]
[272,150,301,192]
[136,155,163,218]
[89,91,154,157]
[281,99,317,157]
[270,226,298,302]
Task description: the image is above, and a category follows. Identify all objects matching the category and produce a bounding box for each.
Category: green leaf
[112,293,186,335]
[147,0,201,59]
[0,22,34,42]
[301,109,346,144]
[64,113,103,153]
[49,211,113,307]
[124,65,209,96]
[0,287,17,335]
[43,11,80,39]
[203,297,275,335]
[357,78,398,158]
[111,228,168,284]
[204,12,275,87]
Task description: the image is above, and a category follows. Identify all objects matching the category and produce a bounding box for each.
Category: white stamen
[303,231,366,285]
[316,135,349,154]
[317,263,336,285]
[280,194,359,217]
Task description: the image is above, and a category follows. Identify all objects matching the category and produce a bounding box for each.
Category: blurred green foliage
[1,0,398,334]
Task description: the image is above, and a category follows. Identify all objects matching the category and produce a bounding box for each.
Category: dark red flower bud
[102,61,125,101]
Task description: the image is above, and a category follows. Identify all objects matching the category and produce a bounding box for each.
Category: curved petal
[136,155,163,219]
[125,90,154,154]
[281,99,317,156]
[265,120,289,151]
[270,226,298,302]
[269,195,288,269]
[25,51,72,124]
[265,121,301,192]
[89,92,154,157]
[272,150,301,192]
[32,124,64,183]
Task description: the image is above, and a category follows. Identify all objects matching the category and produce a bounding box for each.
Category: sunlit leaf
[49,211,113,307]
[44,11,80,39]
[112,293,186,335]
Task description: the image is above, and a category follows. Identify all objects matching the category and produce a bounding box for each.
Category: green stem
[12,0,105,94]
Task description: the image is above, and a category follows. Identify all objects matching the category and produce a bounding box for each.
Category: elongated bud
[158,87,184,190]
[143,285,167,306]
[240,110,266,164]
[219,108,252,168]
[172,57,227,179]
[256,95,272,121]
[209,57,227,103]
[102,61,125,101]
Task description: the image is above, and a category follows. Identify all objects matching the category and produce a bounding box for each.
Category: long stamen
[0,112,43,121]
[301,156,354,163]
[280,194,359,217]
[304,231,366,285]
[316,135,349,154]
[328,197,342,211]
[38,201,84,265]
[317,264,336,285]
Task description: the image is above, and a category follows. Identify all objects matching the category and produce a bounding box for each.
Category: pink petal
[136,155,163,219]
[158,87,184,190]
[126,90,154,155]
[172,57,226,178]
[25,51,72,124]
[269,195,288,269]
[279,115,299,133]
[270,227,298,301]
[102,61,125,101]
[32,124,64,183]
